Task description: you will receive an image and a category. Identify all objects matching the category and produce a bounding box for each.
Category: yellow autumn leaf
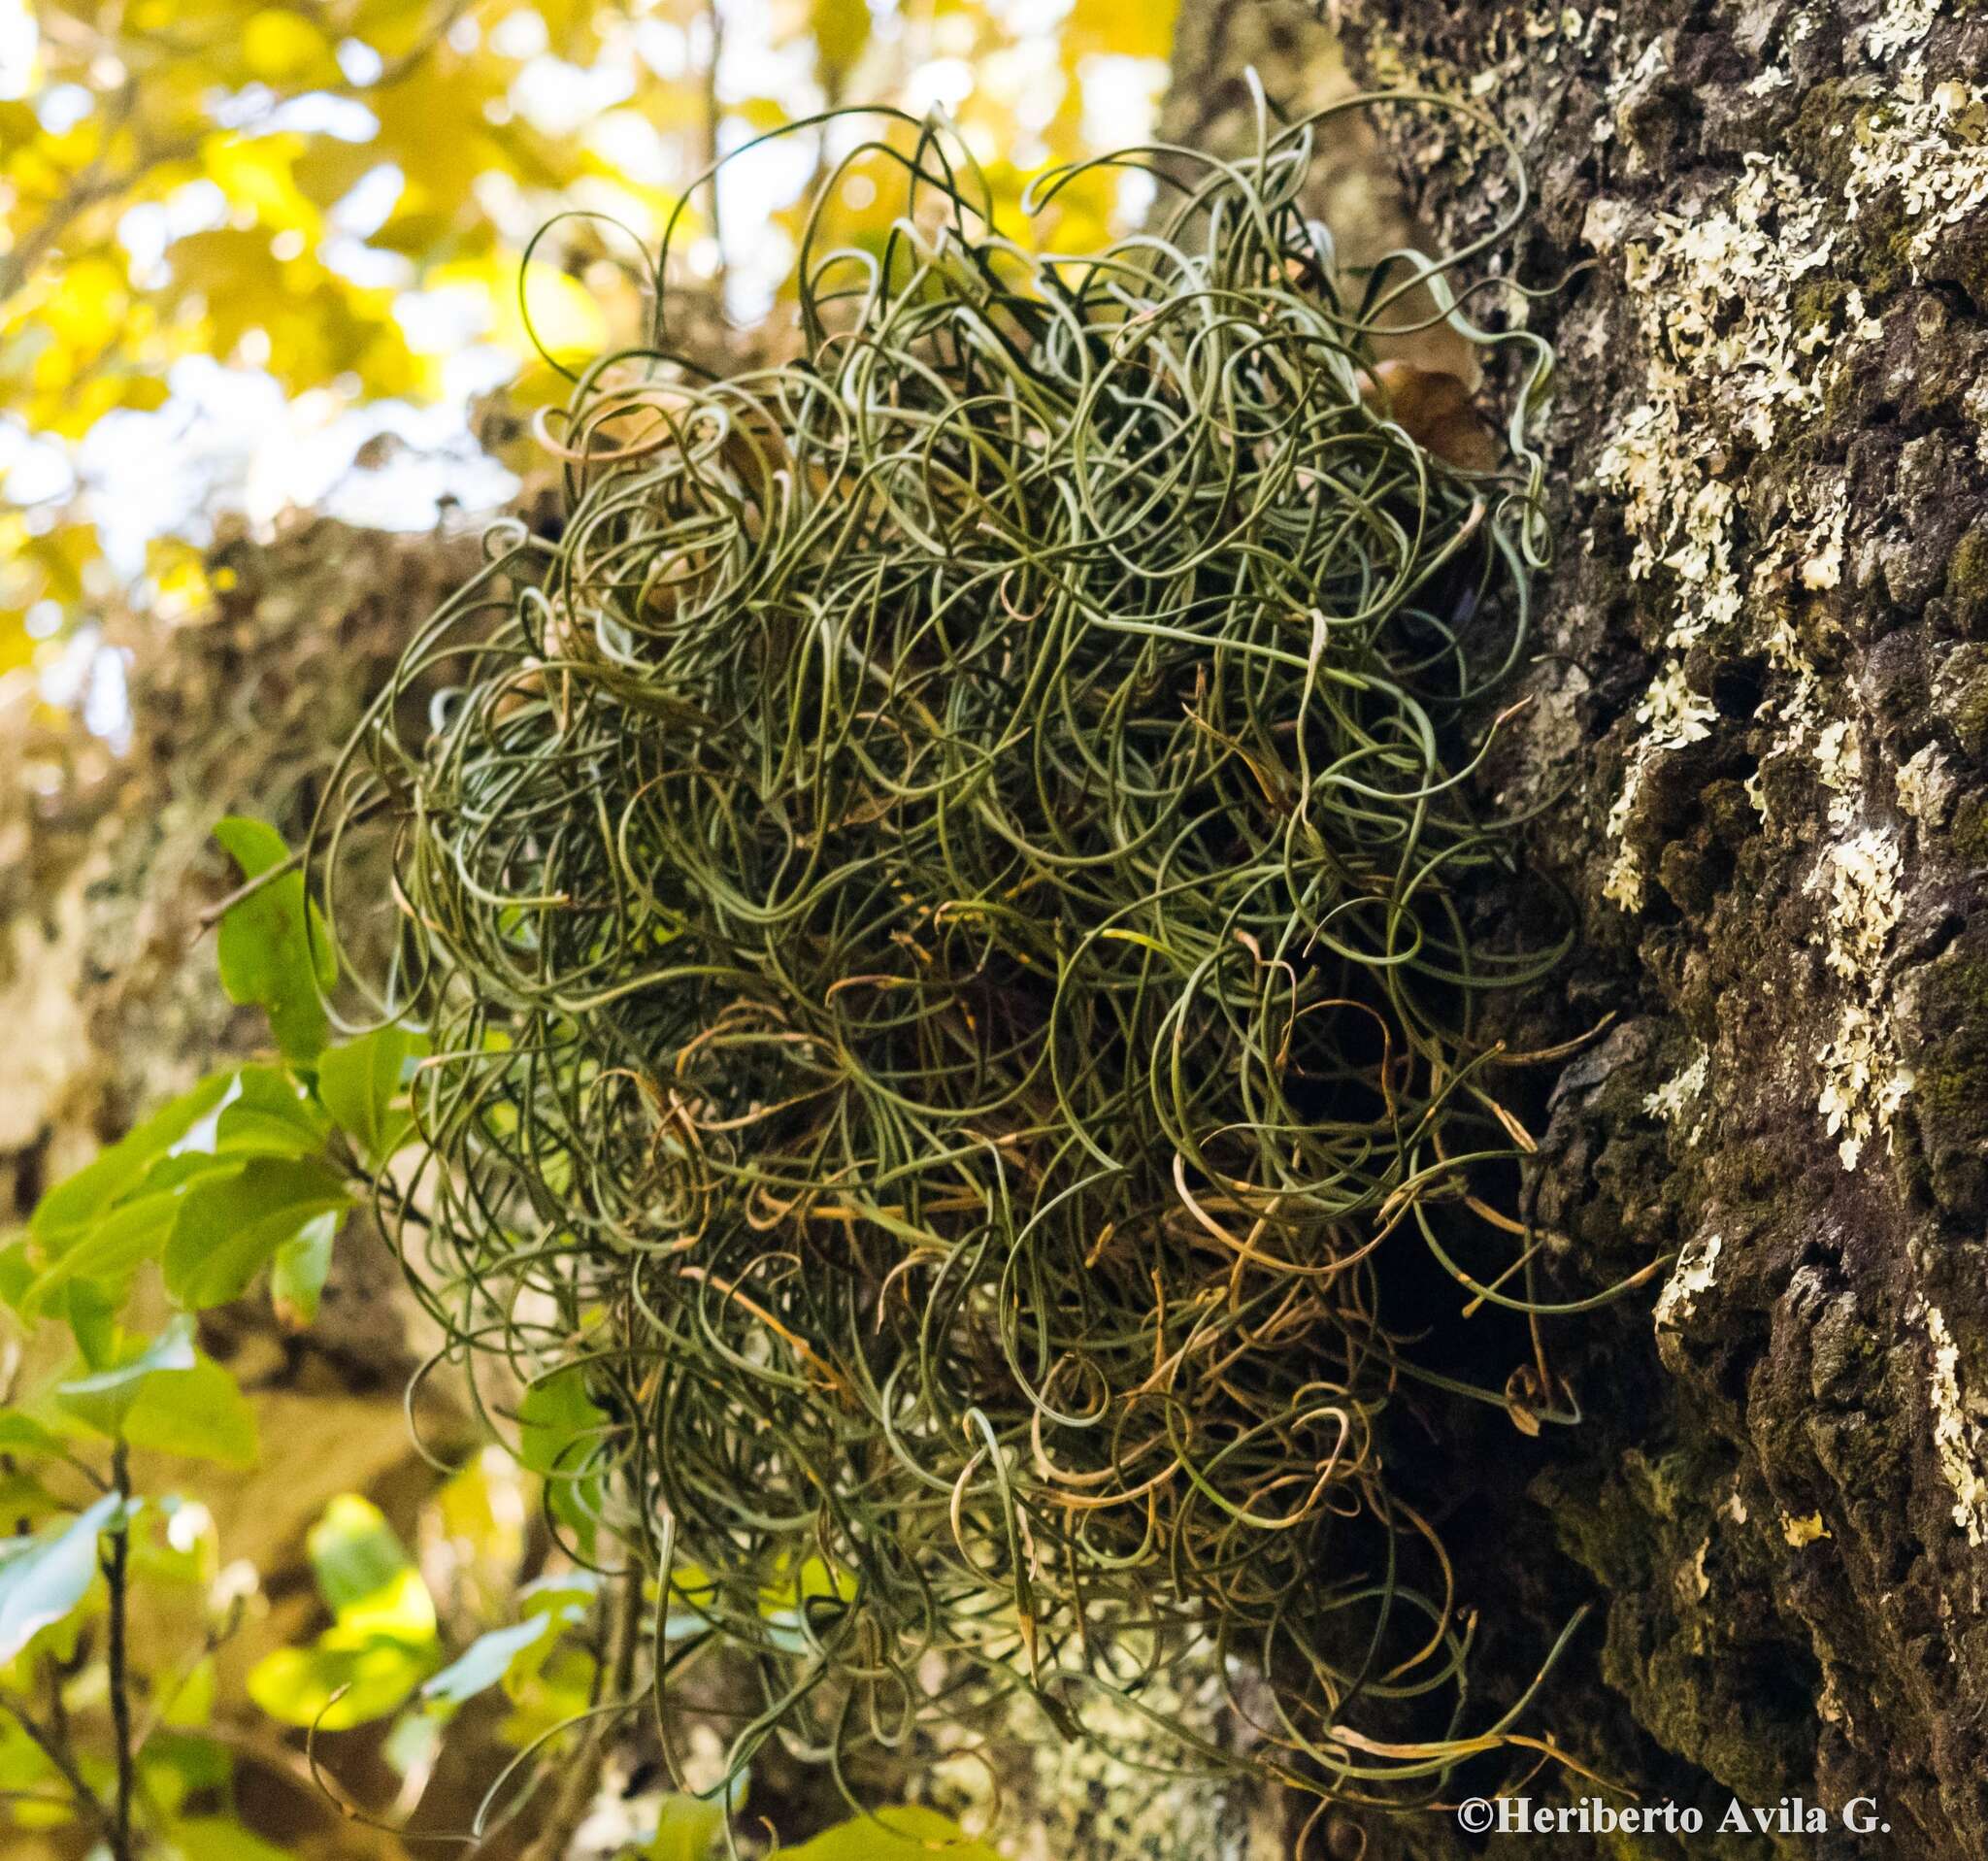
[241,9,337,85]
[0,614,33,676]
[203,134,325,239]
[40,254,127,355]
[812,0,872,75]
[429,257,610,363]
[348,0,443,63]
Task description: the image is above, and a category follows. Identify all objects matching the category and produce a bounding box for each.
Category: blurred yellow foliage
[0,0,1180,670]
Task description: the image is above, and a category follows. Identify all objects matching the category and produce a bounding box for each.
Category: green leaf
[66,1280,116,1370]
[54,1317,254,1464]
[270,1211,338,1330]
[160,1654,218,1729]
[54,1315,198,1437]
[516,1367,608,1548]
[0,1471,65,1529]
[0,1239,34,1310]
[519,1568,601,1620]
[162,1155,350,1310]
[214,817,336,1062]
[140,1727,230,1814]
[768,1808,1001,1861]
[246,1629,438,1730]
[0,1411,65,1458]
[316,1024,429,1167]
[20,1151,237,1314]
[515,1367,607,1476]
[214,1067,332,1160]
[0,1491,123,1666]
[121,1354,260,1469]
[418,1613,554,1710]
[646,1793,726,1861]
[165,1817,291,1861]
[30,1073,235,1248]
[0,1707,63,1799]
[308,1495,436,1640]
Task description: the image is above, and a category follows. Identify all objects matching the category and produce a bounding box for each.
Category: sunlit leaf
[65,1279,116,1371]
[162,1145,353,1312]
[161,1654,218,1730]
[29,1072,235,1249]
[213,817,336,1061]
[757,1553,857,1654]
[516,1366,608,1545]
[0,1492,124,1667]
[768,1807,1001,1861]
[54,1314,198,1436]
[270,1210,339,1329]
[518,1567,601,1621]
[497,1641,597,1750]
[315,1023,430,1166]
[132,1732,229,1822]
[0,1239,32,1310]
[246,1629,438,1730]
[120,1354,260,1469]
[164,1813,286,1861]
[309,1494,437,1640]
[646,1793,727,1861]
[418,1613,555,1710]
[429,257,609,364]
[215,1066,333,1160]
[0,1411,65,1458]
[812,0,872,76]
[22,1150,240,1313]
[241,12,339,85]
[162,1154,350,1310]
[203,135,325,241]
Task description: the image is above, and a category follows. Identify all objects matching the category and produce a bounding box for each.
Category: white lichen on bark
[1655,1226,1721,1330]
[1643,1041,1708,1146]
[1921,1305,1988,1549]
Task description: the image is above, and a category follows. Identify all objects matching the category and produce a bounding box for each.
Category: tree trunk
[1167,1,1988,1855]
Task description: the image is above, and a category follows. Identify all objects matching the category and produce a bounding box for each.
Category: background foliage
[0,0,1175,681]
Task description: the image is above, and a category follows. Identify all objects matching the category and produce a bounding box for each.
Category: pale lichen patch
[1814,718,1863,828]
[1806,827,1912,1167]
[1644,1042,1708,1145]
[1601,659,1719,909]
[1922,1305,1988,1548]
[1896,743,1955,822]
[1864,0,1935,66]
[1655,1228,1722,1329]
[1594,146,1844,913]
[1843,70,1988,279]
[1780,1510,1832,1547]
[1819,827,1903,981]
[1816,1005,1914,1169]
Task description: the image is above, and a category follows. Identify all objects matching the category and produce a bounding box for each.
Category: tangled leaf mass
[318,94,1625,1818]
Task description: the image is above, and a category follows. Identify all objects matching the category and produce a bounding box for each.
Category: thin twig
[104,1444,135,1861]
[192,848,303,935]
[0,1691,113,1845]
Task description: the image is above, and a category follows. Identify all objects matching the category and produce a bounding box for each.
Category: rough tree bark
[1165,1,1988,1856]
